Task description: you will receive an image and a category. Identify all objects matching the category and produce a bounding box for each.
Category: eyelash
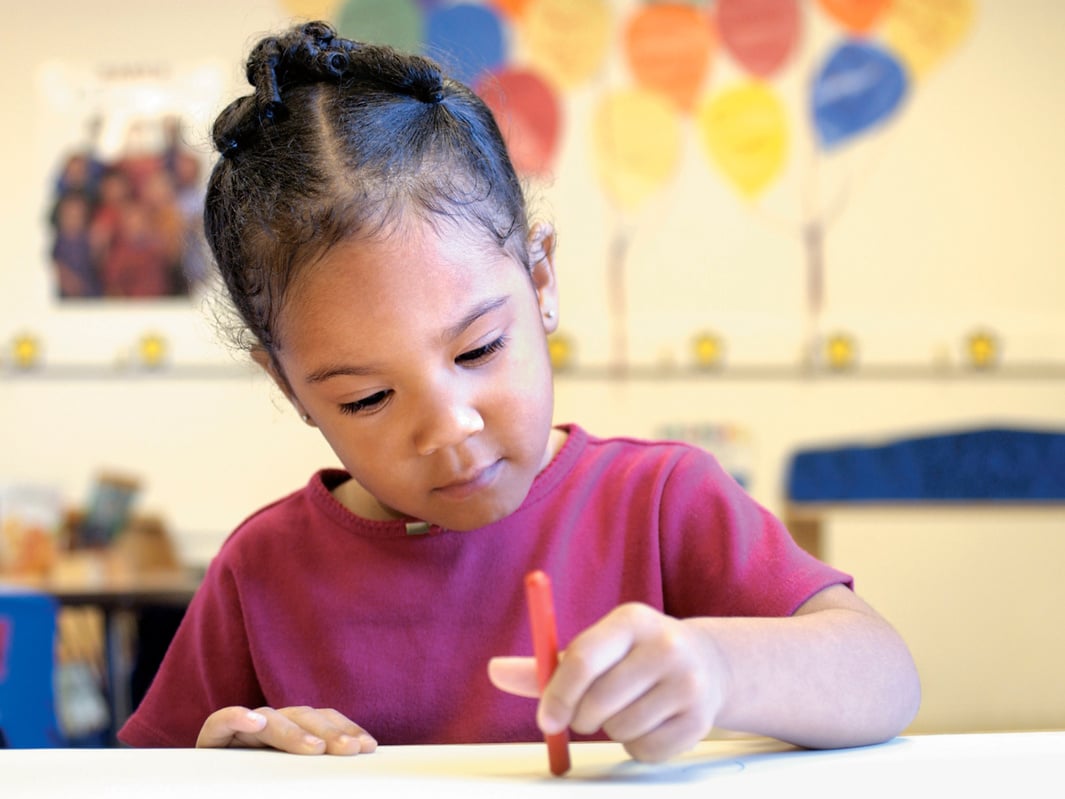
[455,335,508,364]
[339,390,391,416]
[338,336,508,416]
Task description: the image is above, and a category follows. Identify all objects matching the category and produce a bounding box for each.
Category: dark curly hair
[204,21,529,355]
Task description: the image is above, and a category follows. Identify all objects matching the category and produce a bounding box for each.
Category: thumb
[487,656,541,698]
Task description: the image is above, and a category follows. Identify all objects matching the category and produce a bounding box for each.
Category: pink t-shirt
[119,424,850,747]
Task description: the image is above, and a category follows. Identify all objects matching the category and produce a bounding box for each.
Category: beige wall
[2,2,1063,734]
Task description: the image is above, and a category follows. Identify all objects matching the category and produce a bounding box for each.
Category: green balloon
[336,0,424,53]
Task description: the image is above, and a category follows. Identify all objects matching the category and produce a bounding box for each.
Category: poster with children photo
[40,62,225,302]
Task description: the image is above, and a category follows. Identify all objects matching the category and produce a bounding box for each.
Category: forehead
[277,217,528,349]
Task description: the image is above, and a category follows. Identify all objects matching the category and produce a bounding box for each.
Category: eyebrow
[302,295,511,384]
[441,295,509,344]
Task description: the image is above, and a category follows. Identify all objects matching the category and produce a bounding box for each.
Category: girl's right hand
[196,705,377,755]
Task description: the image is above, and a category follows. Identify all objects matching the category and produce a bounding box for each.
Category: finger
[539,605,649,734]
[600,678,692,744]
[297,707,377,755]
[621,710,709,764]
[246,706,329,755]
[568,639,665,736]
[582,622,713,740]
[196,706,268,749]
[487,657,541,698]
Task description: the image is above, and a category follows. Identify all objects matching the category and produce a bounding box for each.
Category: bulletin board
[5,56,233,376]
[6,0,1064,380]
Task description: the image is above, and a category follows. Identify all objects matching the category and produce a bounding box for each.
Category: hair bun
[320,50,351,79]
[215,21,452,158]
[300,20,335,45]
[403,63,446,105]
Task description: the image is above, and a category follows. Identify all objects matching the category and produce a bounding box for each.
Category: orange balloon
[884,0,974,78]
[623,3,717,113]
[523,0,612,89]
[489,0,532,21]
[816,0,891,34]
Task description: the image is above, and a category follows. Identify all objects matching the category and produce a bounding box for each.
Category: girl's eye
[456,336,508,365]
[339,390,391,415]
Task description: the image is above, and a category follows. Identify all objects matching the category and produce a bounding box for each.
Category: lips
[433,460,502,500]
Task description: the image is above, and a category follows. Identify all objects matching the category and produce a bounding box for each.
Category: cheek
[495,342,555,438]
[501,336,553,402]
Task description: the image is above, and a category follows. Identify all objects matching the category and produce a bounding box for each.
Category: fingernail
[304,734,324,748]
[246,711,266,725]
[358,734,378,751]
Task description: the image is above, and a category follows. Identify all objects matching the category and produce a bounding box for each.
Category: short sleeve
[658,447,852,619]
[117,555,265,747]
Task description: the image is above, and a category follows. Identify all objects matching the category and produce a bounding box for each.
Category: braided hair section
[213,21,447,160]
[204,21,528,358]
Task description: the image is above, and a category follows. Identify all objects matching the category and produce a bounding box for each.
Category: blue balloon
[425,4,505,87]
[811,40,908,150]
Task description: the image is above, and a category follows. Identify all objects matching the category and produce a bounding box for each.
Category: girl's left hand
[488,602,726,763]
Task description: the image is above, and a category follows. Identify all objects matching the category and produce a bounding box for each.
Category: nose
[414,388,485,456]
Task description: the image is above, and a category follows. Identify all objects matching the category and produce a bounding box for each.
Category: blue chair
[0,587,63,747]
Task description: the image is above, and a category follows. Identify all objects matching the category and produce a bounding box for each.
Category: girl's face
[265,217,560,531]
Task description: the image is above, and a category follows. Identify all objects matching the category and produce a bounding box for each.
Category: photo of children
[47,114,209,301]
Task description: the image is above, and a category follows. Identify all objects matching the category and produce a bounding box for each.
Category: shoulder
[543,424,733,512]
[212,469,350,564]
[567,424,726,483]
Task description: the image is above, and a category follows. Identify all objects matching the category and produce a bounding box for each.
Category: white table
[3,732,1062,798]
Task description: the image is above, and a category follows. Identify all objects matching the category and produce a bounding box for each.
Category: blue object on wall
[0,588,63,747]
[786,427,1065,502]
[812,39,908,150]
[425,3,505,86]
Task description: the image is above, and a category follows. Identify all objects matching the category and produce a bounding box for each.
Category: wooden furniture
[0,567,200,745]
[783,500,1065,561]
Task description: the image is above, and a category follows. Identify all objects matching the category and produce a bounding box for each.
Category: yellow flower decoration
[138,332,168,368]
[825,332,857,370]
[548,332,575,371]
[12,333,42,369]
[966,329,998,369]
[691,331,724,369]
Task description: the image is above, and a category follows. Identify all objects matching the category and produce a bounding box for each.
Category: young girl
[119,21,919,763]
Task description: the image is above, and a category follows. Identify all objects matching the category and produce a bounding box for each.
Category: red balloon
[716,0,801,78]
[476,67,562,178]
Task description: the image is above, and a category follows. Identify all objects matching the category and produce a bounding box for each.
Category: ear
[251,346,316,426]
[527,223,560,334]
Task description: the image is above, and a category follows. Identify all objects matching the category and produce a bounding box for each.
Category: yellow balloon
[523,0,611,89]
[279,0,340,18]
[592,88,681,212]
[697,82,787,200]
[884,0,975,79]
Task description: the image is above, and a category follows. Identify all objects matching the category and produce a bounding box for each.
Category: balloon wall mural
[294,0,975,371]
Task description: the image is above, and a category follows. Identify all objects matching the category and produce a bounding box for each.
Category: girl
[119,22,919,763]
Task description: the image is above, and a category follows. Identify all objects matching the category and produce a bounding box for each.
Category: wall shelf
[0,363,262,381]
[3,362,1065,382]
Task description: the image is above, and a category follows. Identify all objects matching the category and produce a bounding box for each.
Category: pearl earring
[300,413,311,423]
[545,309,556,319]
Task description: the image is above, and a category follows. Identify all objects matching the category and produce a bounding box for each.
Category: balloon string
[608,228,630,374]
